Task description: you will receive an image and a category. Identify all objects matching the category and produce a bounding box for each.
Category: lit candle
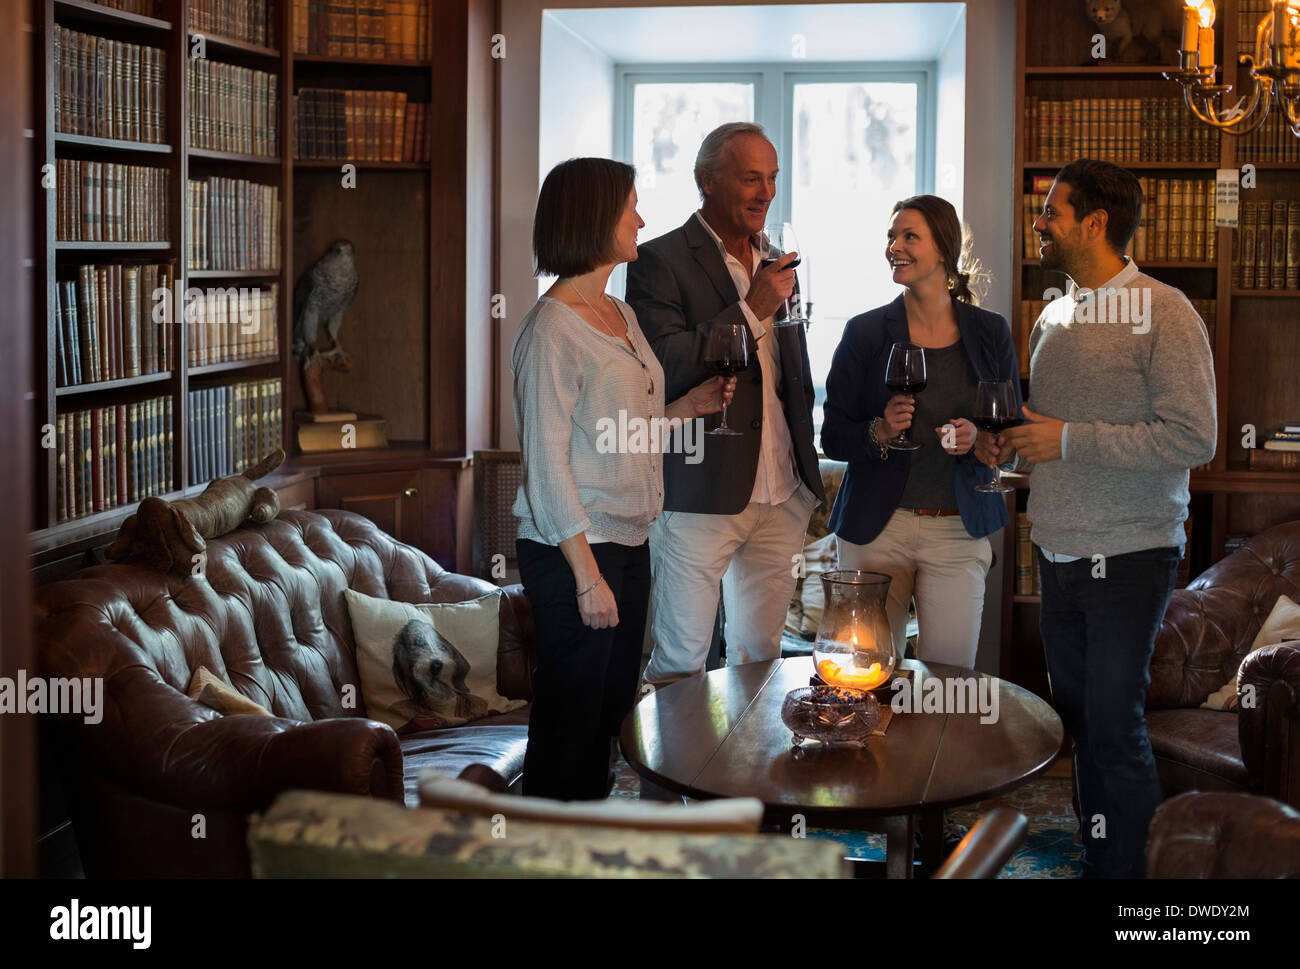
[1183,2,1201,53]
[1199,27,1215,69]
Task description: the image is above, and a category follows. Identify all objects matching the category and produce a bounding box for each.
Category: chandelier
[1164,0,1300,137]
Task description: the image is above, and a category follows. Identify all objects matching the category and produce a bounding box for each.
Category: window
[618,63,932,435]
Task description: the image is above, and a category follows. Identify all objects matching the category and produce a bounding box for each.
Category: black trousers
[516,538,651,801]
[1038,545,1180,878]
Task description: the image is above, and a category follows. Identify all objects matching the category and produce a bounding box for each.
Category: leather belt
[909,508,961,517]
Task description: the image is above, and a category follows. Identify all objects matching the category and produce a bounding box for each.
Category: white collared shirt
[694,211,800,506]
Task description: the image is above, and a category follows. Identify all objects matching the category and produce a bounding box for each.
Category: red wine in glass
[704,323,751,437]
[974,379,1019,494]
[884,342,926,451]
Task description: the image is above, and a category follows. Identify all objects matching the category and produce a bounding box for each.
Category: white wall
[539,14,616,179]
[935,6,967,244]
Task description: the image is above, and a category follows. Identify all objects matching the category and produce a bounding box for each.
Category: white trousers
[836,508,993,669]
[644,485,818,685]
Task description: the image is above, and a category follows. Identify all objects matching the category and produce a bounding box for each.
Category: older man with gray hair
[626,122,824,686]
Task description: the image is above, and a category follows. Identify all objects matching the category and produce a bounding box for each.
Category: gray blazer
[625,215,825,515]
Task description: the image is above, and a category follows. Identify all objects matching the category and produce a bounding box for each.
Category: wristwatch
[868,417,889,460]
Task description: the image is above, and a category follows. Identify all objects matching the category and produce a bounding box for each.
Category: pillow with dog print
[343,588,525,734]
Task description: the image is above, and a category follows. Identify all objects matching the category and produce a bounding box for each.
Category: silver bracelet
[576,575,604,599]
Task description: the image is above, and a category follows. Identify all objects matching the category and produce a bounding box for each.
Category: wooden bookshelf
[29,0,480,576]
[1005,0,1300,698]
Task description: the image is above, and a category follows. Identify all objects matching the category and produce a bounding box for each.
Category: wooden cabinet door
[315,470,423,548]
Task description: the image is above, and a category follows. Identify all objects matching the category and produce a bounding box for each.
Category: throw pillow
[417,770,764,834]
[343,588,525,733]
[1201,594,1300,711]
[187,666,272,716]
[798,532,840,638]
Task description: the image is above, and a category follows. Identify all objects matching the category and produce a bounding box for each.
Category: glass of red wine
[973,379,1019,494]
[759,223,808,328]
[884,342,926,451]
[703,322,751,437]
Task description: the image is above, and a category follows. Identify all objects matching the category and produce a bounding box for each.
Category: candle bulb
[1183,5,1200,53]
[1199,26,1215,70]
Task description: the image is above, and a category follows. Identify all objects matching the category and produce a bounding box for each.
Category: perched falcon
[293,239,358,358]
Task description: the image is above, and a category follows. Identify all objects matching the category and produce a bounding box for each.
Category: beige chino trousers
[643,484,819,686]
[836,508,993,669]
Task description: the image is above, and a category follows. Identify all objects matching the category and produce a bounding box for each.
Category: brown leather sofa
[35,508,536,877]
[1147,792,1300,878]
[1145,520,1300,808]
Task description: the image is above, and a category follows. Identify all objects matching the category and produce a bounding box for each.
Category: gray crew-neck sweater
[1026,260,1217,557]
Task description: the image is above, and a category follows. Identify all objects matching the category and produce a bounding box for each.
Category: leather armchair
[35,509,536,877]
[1147,792,1300,878]
[1146,521,1300,808]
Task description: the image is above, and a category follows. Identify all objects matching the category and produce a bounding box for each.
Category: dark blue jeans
[516,538,650,801]
[1037,544,1180,879]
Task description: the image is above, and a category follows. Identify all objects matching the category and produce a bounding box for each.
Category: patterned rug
[610,757,1082,878]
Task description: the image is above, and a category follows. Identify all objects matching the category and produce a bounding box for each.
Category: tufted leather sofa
[1145,520,1300,809]
[1146,792,1300,878]
[34,509,536,878]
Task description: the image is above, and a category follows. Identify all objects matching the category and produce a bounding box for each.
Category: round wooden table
[620,656,1064,877]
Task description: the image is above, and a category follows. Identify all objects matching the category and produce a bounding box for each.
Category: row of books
[1024,97,1220,163]
[1233,200,1300,290]
[56,264,175,388]
[1249,428,1300,470]
[187,284,280,367]
[55,160,170,243]
[53,28,167,144]
[188,379,283,484]
[292,89,431,162]
[188,1,277,47]
[1237,0,1273,56]
[56,397,174,523]
[1239,111,1300,164]
[185,176,282,271]
[1022,177,1219,263]
[292,1,432,60]
[187,59,280,158]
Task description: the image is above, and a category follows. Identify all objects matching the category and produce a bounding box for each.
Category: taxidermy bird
[293,239,358,359]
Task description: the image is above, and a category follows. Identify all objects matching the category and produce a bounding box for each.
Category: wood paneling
[291,171,430,442]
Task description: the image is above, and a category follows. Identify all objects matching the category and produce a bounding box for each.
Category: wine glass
[703,322,751,437]
[973,379,1019,494]
[883,342,926,451]
[759,222,808,329]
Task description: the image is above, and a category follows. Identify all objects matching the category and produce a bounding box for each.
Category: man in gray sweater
[990,159,1217,878]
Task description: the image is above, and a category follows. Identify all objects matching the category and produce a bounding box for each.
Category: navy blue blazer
[820,294,1021,546]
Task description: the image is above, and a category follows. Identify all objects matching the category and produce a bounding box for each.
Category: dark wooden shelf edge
[292,54,431,67]
[1232,289,1300,298]
[188,356,281,376]
[54,133,172,153]
[54,372,173,396]
[187,30,279,58]
[187,149,282,165]
[1025,65,1173,76]
[53,0,172,31]
[1013,595,1042,604]
[185,268,282,278]
[1021,260,1218,268]
[293,160,430,170]
[1191,469,1300,494]
[1024,161,1220,169]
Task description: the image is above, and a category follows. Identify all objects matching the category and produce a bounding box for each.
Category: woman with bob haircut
[820,194,1020,670]
[511,157,735,800]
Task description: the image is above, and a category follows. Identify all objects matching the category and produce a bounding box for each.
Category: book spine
[1256,200,1272,288]
[91,406,104,513]
[115,404,127,508]
[1271,199,1288,290]
[56,413,67,522]
[1241,200,1257,289]
[1287,201,1300,290]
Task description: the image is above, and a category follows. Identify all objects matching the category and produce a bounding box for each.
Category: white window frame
[615,61,937,219]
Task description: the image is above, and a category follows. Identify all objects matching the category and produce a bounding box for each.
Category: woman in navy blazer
[820,195,1020,670]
